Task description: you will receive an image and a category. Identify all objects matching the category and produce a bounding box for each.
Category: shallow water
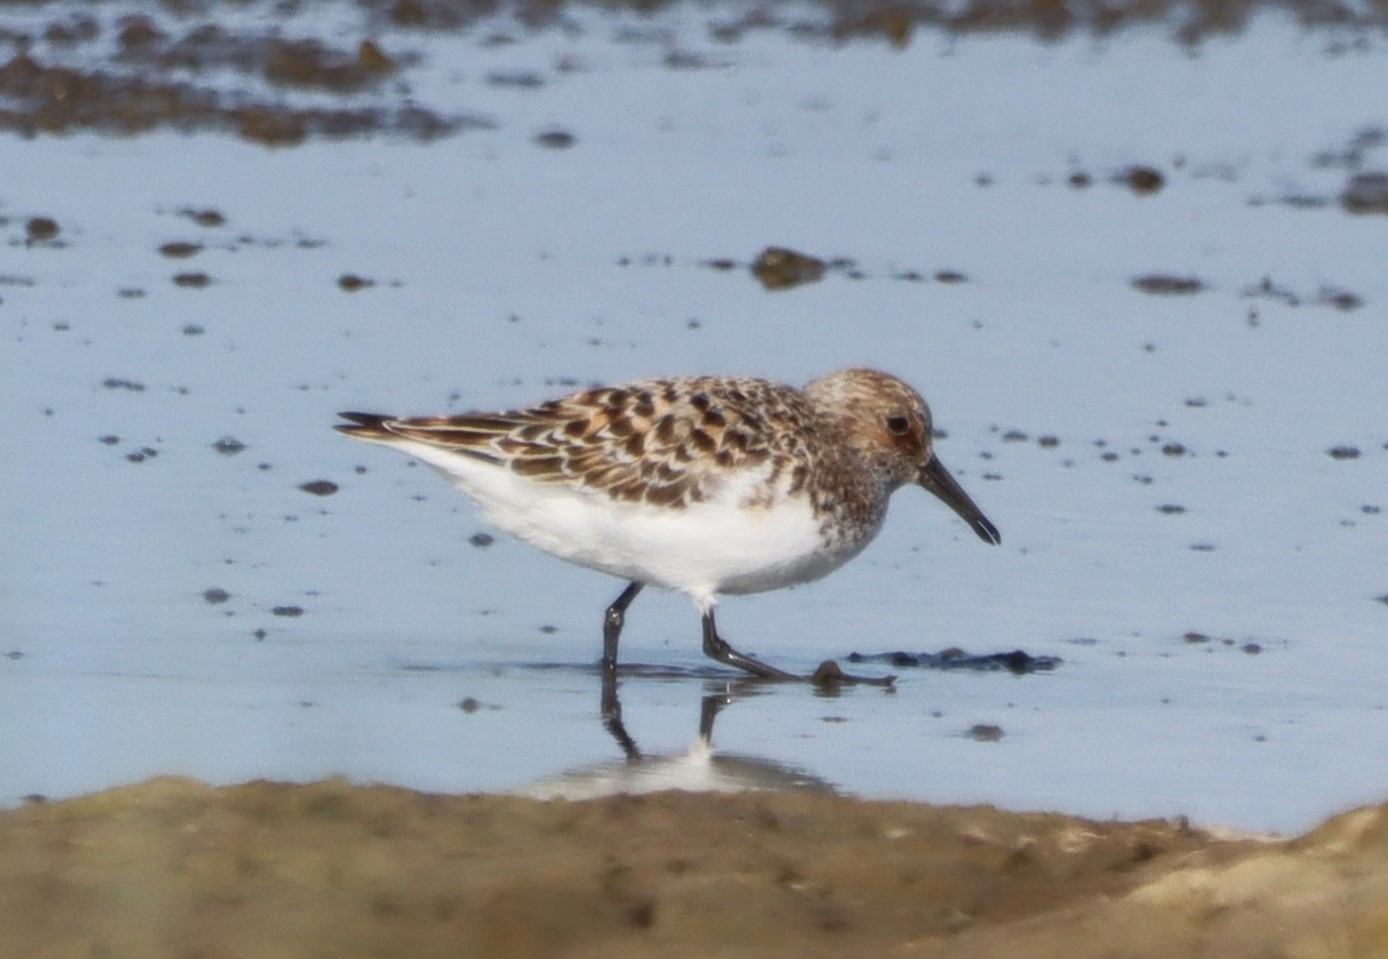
[3,2,1387,833]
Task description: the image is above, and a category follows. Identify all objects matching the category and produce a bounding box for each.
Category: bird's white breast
[392,439,881,605]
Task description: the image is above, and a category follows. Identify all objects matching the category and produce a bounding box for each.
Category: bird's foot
[809,660,896,689]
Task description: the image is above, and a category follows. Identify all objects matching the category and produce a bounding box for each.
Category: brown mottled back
[360,377,822,509]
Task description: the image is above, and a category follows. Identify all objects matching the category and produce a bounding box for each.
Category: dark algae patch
[0,31,480,143]
[848,648,1061,674]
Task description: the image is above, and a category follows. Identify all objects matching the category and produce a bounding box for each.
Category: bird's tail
[335,412,396,441]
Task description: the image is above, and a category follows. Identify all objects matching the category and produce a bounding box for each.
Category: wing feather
[338,377,817,508]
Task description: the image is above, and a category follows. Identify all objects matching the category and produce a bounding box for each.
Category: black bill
[918,456,1001,545]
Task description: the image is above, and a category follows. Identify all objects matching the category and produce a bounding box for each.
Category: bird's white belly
[413,447,877,603]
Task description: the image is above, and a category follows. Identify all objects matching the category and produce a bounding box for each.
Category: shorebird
[337,368,999,681]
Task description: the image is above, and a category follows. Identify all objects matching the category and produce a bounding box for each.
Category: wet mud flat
[1,777,1385,959]
[5,0,1388,145]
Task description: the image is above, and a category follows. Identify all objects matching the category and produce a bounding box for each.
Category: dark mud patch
[213,436,247,455]
[1181,631,1270,654]
[966,722,1005,741]
[1317,287,1363,311]
[1131,273,1206,295]
[1241,276,1366,312]
[1341,172,1388,215]
[5,0,1376,147]
[682,248,969,290]
[180,207,227,227]
[534,127,577,149]
[993,428,1061,449]
[818,0,1388,43]
[0,45,482,144]
[338,273,375,291]
[158,241,203,259]
[101,377,146,392]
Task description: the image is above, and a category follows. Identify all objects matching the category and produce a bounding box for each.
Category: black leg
[700,608,800,681]
[602,581,644,672]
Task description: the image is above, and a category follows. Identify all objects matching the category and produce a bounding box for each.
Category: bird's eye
[885,415,911,436]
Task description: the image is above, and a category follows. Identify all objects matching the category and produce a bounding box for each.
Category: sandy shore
[2,778,1385,958]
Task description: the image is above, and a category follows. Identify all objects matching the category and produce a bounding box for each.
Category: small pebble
[967,724,1004,742]
[159,241,202,258]
[338,274,374,291]
[26,217,59,241]
[534,128,576,149]
[1123,166,1164,194]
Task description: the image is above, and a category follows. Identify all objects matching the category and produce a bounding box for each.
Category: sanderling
[337,368,999,682]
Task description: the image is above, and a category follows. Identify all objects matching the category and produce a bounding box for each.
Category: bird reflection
[521,672,836,800]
